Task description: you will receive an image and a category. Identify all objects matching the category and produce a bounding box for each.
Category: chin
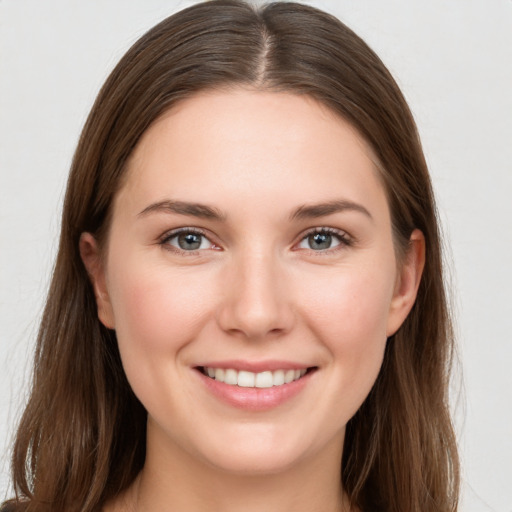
[201,445,306,476]
[187,422,337,477]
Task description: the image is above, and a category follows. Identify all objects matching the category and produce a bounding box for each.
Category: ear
[386,229,425,337]
[79,232,115,329]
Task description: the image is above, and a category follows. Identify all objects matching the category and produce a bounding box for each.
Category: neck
[111,423,348,512]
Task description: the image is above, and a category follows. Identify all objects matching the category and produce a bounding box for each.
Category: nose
[216,251,295,340]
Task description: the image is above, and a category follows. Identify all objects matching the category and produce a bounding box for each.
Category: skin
[80,89,424,512]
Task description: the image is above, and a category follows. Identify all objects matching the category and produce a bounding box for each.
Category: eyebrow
[138,200,226,221]
[138,198,372,222]
[290,199,373,222]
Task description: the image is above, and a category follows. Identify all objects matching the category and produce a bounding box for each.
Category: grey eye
[164,231,213,251]
[308,232,333,250]
[297,230,343,251]
[177,232,203,250]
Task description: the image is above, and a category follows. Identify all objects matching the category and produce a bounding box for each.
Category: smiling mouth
[198,367,316,388]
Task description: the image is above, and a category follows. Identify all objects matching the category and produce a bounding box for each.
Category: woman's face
[82,89,422,475]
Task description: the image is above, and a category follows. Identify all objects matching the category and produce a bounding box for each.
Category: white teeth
[273,369,285,386]
[224,368,238,385]
[284,369,295,384]
[255,371,273,388]
[237,370,255,388]
[204,367,309,388]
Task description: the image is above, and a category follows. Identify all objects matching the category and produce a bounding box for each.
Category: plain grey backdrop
[1,0,511,510]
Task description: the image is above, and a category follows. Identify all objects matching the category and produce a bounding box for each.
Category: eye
[296,228,351,252]
[160,228,217,253]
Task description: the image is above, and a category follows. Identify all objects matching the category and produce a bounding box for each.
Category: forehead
[116,89,388,222]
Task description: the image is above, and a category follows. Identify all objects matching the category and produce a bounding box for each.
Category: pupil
[178,233,201,250]
[309,233,331,250]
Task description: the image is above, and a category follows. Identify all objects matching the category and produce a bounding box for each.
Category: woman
[2,1,459,510]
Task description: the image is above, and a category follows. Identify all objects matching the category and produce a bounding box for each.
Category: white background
[1,1,511,510]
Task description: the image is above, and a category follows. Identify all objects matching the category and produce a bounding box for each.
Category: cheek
[107,257,215,360]
[105,256,221,418]
[298,265,394,406]
[303,265,394,344]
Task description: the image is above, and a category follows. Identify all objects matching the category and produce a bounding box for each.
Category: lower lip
[195,369,314,411]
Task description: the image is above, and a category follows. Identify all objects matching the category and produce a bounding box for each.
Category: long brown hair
[3,1,459,510]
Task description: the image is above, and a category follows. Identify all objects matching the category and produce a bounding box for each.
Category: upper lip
[195,360,315,373]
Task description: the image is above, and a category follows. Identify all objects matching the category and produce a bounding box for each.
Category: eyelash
[158,226,353,256]
[297,227,353,255]
[159,227,213,256]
